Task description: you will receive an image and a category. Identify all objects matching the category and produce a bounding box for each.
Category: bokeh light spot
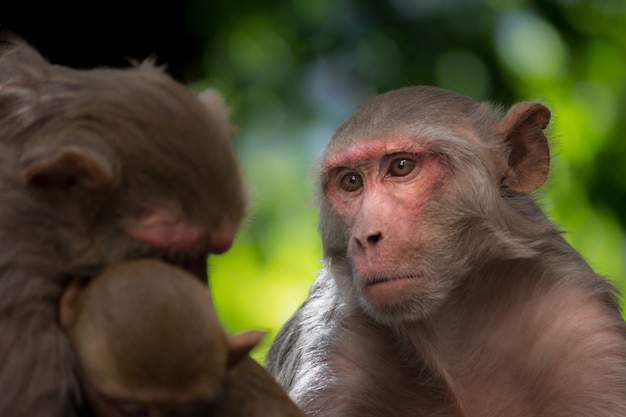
[494,11,569,79]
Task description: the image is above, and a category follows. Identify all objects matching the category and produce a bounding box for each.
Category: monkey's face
[319,86,552,324]
[85,386,219,417]
[64,260,229,417]
[321,135,462,323]
[9,66,247,283]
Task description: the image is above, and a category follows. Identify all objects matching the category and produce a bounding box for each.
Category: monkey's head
[60,259,263,417]
[0,37,246,283]
[317,86,553,324]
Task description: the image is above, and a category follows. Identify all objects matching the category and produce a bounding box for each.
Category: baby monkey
[60,259,306,417]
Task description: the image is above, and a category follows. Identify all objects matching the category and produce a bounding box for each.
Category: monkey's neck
[404,317,531,416]
[402,258,571,417]
[403,260,542,417]
[402,324,468,416]
[0,234,66,314]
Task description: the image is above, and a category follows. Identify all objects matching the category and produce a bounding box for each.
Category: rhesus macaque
[61,259,307,417]
[0,35,246,416]
[267,86,626,416]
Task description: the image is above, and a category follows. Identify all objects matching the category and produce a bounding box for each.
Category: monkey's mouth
[156,250,209,282]
[364,274,416,286]
[362,275,417,301]
[65,251,209,292]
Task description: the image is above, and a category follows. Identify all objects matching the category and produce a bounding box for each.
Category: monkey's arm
[220,356,309,417]
[0,314,81,417]
[266,274,340,395]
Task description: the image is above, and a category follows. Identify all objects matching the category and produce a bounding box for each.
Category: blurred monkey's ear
[59,279,87,329]
[227,330,266,369]
[20,144,118,190]
[198,88,237,137]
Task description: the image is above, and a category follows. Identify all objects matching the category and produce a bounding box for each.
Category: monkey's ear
[227,330,266,369]
[498,102,551,193]
[0,32,49,83]
[198,89,228,117]
[198,89,237,136]
[59,279,85,329]
[20,145,117,190]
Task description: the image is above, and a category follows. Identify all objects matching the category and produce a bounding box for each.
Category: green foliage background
[182,0,626,361]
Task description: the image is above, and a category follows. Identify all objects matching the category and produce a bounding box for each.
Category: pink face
[120,206,240,282]
[322,136,445,312]
[124,207,238,255]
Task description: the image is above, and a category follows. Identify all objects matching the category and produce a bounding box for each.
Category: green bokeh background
[181,0,626,361]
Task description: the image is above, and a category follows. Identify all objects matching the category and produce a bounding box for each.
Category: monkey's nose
[206,223,238,254]
[353,230,383,252]
[367,232,382,246]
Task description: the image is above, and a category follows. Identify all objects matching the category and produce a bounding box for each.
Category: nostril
[354,236,366,250]
[367,233,382,246]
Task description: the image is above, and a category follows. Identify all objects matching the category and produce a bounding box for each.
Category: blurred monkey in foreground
[61,259,307,417]
[0,34,246,416]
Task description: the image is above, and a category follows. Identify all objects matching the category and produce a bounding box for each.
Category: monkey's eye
[340,172,363,192]
[170,402,214,416]
[388,158,416,177]
[106,398,148,416]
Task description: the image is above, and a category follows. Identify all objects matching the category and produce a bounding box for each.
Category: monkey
[0,35,246,416]
[60,259,261,417]
[266,86,626,416]
[60,259,307,417]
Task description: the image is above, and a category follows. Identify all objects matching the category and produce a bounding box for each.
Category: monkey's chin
[362,276,417,306]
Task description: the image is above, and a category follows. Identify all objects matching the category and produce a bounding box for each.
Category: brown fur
[0,35,246,416]
[220,357,310,417]
[61,260,306,417]
[267,86,626,416]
